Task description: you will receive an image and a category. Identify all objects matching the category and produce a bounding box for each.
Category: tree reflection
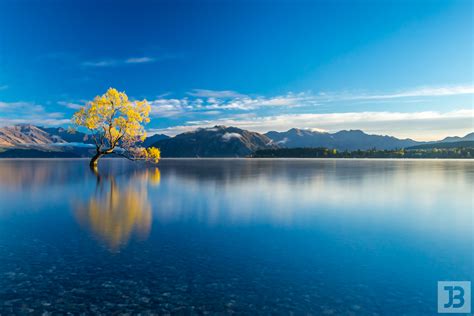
[74,167,160,252]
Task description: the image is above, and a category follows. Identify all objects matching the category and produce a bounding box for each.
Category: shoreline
[0,157,473,161]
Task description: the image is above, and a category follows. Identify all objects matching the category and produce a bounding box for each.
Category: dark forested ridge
[406,141,474,150]
[253,147,474,159]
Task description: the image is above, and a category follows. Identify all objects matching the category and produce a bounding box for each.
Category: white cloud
[58,101,83,110]
[203,94,310,110]
[82,60,117,67]
[319,85,474,102]
[187,89,246,98]
[362,85,474,99]
[149,98,190,117]
[0,117,70,127]
[148,84,474,118]
[82,56,156,67]
[0,101,69,127]
[204,110,222,116]
[0,101,45,113]
[125,57,155,64]
[148,92,312,114]
[222,132,242,141]
[201,127,220,132]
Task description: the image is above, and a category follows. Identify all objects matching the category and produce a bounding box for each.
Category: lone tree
[71,88,161,168]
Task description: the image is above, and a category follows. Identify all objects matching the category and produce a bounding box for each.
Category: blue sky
[0,0,472,140]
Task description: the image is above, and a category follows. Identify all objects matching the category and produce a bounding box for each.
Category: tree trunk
[90,152,103,169]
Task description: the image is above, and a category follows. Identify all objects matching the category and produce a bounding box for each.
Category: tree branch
[113,151,137,161]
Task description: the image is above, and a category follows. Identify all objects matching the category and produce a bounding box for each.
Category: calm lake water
[0,159,472,315]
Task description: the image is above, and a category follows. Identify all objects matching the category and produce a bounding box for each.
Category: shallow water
[0,159,472,315]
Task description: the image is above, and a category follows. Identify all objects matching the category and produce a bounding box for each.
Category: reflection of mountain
[0,160,89,190]
[151,159,474,231]
[157,158,450,185]
[74,168,160,251]
[0,148,81,158]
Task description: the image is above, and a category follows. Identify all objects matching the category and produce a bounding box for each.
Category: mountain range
[154,126,277,157]
[439,133,474,143]
[0,124,472,158]
[265,128,419,151]
[0,125,92,148]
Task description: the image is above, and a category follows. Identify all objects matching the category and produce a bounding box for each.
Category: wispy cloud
[221,132,243,141]
[187,89,247,98]
[202,93,313,110]
[0,101,69,127]
[0,85,8,91]
[125,57,155,64]
[148,98,192,117]
[0,101,45,113]
[148,92,312,115]
[0,117,70,127]
[82,56,156,67]
[363,85,474,99]
[82,60,117,67]
[57,101,83,110]
[319,84,474,102]
[148,84,474,117]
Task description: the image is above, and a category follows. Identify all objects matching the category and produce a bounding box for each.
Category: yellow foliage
[146,147,161,163]
[71,88,160,164]
[74,175,152,252]
[149,168,161,185]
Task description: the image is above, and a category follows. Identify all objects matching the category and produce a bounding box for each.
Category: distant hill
[0,124,66,147]
[407,141,474,150]
[265,128,420,150]
[0,124,94,147]
[38,126,93,144]
[151,126,277,157]
[439,132,474,143]
[266,128,333,147]
[142,133,170,148]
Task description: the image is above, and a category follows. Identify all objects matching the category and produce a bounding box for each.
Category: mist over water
[0,159,472,314]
